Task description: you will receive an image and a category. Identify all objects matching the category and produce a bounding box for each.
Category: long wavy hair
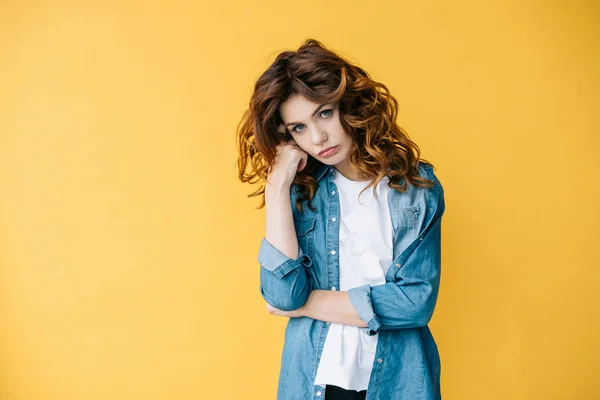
[236,39,435,212]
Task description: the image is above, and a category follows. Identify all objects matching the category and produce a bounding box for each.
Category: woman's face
[279,94,355,173]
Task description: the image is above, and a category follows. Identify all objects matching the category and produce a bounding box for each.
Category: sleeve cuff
[348,284,382,336]
[257,237,312,279]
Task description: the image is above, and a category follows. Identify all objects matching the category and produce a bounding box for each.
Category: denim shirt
[257,161,445,400]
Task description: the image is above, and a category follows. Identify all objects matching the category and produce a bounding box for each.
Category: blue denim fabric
[258,161,445,400]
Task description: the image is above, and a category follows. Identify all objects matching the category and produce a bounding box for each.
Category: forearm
[300,290,368,328]
[258,183,313,312]
[264,183,298,259]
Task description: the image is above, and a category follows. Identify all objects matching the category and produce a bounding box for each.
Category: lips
[318,146,337,155]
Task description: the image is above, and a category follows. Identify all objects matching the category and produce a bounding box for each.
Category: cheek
[329,118,347,136]
[292,137,311,153]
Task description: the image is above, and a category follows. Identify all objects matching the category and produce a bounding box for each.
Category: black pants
[325,385,367,400]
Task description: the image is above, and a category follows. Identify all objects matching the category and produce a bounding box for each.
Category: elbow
[379,286,439,329]
[259,268,313,311]
[382,302,435,329]
[412,305,434,327]
[407,292,438,327]
[260,284,311,311]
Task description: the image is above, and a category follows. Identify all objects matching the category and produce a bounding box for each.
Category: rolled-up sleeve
[347,284,382,335]
[348,183,445,336]
[258,237,314,311]
[258,237,312,277]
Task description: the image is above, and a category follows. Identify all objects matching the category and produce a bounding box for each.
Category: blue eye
[292,124,306,133]
[291,109,333,133]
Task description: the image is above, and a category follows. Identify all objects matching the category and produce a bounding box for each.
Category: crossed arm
[262,183,367,326]
[259,178,445,334]
[266,289,368,327]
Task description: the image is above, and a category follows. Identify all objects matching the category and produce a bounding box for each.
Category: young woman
[236,39,445,400]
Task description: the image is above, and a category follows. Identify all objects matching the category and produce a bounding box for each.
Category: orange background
[1,1,599,399]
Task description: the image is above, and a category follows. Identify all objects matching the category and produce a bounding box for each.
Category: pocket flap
[296,218,316,237]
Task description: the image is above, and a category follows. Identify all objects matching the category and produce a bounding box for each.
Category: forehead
[279,95,321,121]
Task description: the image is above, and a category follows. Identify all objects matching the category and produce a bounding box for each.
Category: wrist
[297,290,316,318]
[265,181,290,198]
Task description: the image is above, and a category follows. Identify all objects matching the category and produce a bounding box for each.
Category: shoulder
[413,161,444,216]
[416,161,443,195]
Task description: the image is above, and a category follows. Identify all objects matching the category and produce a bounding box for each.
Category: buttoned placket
[330,192,338,293]
[326,169,340,295]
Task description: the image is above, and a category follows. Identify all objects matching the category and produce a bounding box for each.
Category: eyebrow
[285,104,328,127]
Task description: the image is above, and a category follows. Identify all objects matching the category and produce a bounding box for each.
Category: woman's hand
[266,303,304,318]
[266,124,308,191]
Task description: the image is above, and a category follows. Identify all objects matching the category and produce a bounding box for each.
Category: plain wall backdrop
[1,0,599,399]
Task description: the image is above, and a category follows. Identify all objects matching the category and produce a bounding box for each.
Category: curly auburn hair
[236,38,435,212]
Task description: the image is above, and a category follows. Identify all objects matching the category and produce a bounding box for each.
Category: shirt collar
[313,163,394,182]
[313,163,332,181]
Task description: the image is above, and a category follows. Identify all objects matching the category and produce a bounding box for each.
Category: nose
[311,127,327,145]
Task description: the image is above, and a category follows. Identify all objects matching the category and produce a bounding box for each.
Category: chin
[316,155,340,165]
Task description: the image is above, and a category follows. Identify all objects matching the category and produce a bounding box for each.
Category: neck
[334,166,368,182]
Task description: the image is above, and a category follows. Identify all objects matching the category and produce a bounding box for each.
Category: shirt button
[331,190,336,196]
[317,391,322,396]
[395,263,401,268]
[331,217,337,222]
[377,358,383,363]
[330,250,336,255]
[331,286,337,291]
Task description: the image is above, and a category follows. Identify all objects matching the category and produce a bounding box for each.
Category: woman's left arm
[267,290,368,327]
[268,171,445,331]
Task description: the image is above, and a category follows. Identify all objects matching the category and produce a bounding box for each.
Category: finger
[297,153,308,172]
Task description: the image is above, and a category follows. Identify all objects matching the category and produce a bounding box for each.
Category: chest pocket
[295,217,316,258]
[401,206,422,230]
[392,206,422,259]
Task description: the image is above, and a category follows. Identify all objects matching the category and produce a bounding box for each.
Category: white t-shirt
[313,169,394,391]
